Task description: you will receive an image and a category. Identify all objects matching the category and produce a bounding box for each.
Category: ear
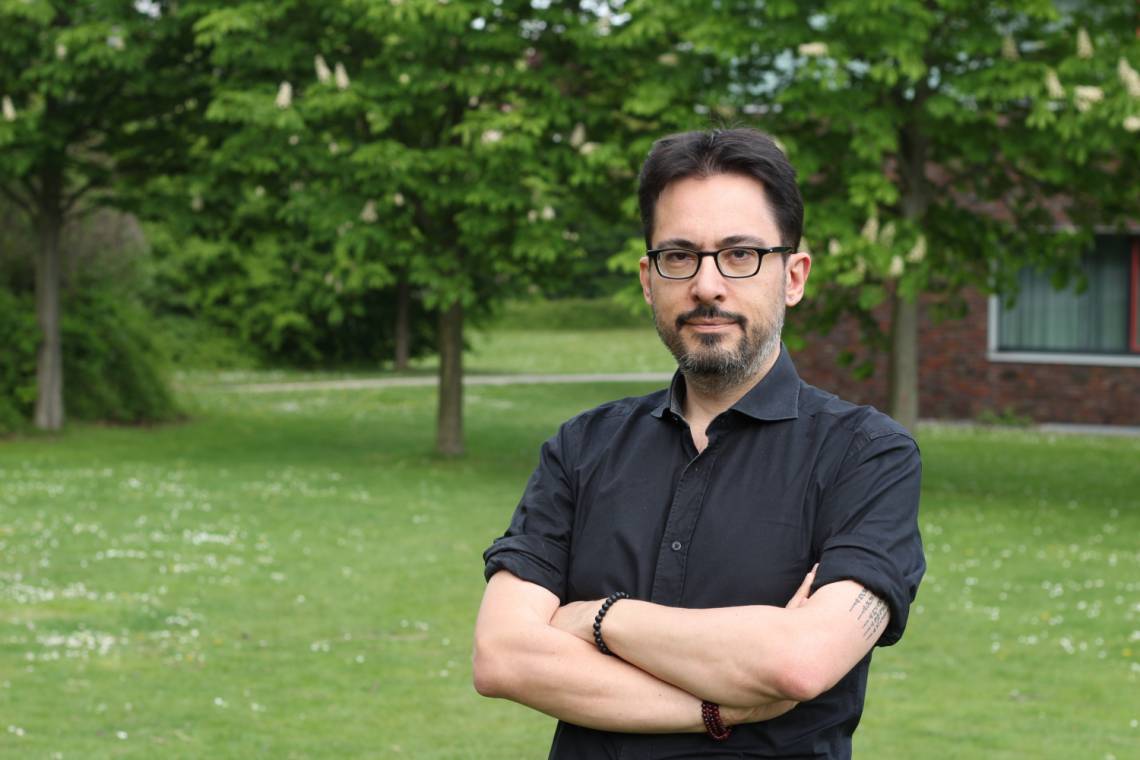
[785,251,811,307]
[639,256,653,304]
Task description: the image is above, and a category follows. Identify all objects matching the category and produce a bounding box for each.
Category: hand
[785,563,818,609]
[550,599,603,644]
[720,699,798,725]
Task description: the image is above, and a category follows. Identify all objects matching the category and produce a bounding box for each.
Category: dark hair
[637,128,803,251]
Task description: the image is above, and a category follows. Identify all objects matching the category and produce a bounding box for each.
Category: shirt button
[671,541,683,552]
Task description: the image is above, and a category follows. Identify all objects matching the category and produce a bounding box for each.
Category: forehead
[653,173,779,247]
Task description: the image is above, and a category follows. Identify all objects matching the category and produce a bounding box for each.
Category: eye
[723,248,756,261]
[662,249,695,264]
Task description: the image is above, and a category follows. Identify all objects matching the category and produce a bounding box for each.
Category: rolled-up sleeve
[483,423,576,603]
[811,431,925,647]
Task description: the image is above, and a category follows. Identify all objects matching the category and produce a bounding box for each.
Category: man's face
[639,172,811,389]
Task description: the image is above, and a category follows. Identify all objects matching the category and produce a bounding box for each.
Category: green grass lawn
[2,374,1138,757]
[177,326,675,388]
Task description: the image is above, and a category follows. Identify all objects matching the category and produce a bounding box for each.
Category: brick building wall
[789,289,1140,425]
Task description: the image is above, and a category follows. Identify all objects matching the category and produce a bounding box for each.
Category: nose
[689,254,728,303]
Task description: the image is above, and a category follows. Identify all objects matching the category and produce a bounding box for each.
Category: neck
[681,346,781,423]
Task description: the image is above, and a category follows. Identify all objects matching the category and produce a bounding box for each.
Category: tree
[0,0,200,430]
[164,0,719,454]
[664,0,1140,430]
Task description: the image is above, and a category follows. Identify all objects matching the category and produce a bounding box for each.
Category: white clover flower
[468,96,479,107]
[658,52,679,66]
[314,55,332,84]
[2,96,15,122]
[579,141,599,156]
[392,192,405,207]
[190,194,204,212]
[275,82,293,109]
[1045,69,1065,99]
[1076,28,1093,59]
[828,238,842,255]
[107,34,125,51]
[526,209,538,223]
[798,42,829,57]
[328,141,339,154]
[288,134,299,146]
[360,199,378,223]
[1118,58,1140,98]
[1074,85,1104,113]
[541,205,556,220]
[888,255,905,278]
[481,129,503,144]
[906,234,926,263]
[1001,35,1019,61]
[55,43,67,60]
[861,216,879,243]
[1124,115,1140,132]
[853,256,866,278]
[569,122,586,148]
[254,185,265,198]
[335,62,350,90]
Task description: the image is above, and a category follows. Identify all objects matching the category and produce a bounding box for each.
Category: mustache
[675,304,747,331]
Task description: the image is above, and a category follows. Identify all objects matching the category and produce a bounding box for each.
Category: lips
[675,306,745,331]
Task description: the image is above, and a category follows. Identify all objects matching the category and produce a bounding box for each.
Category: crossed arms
[472,567,890,733]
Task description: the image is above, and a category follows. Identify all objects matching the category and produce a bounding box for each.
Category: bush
[0,282,180,434]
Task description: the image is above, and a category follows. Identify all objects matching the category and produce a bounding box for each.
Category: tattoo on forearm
[848,587,889,640]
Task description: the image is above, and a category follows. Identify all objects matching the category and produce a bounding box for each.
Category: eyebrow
[653,234,775,249]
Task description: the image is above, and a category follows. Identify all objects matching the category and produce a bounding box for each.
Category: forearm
[598,582,888,707]
[601,601,802,706]
[474,618,709,733]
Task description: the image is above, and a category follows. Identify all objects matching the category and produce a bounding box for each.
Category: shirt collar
[651,343,801,422]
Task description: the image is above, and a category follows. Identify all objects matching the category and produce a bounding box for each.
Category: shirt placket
[648,436,719,607]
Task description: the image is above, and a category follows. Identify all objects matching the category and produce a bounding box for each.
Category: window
[989,235,1140,366]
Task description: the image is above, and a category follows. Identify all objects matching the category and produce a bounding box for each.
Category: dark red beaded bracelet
[592,591,628,655]
[701,700,732,741]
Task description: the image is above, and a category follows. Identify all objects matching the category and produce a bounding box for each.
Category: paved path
[226,372,674,394]
[221,373,1140,437]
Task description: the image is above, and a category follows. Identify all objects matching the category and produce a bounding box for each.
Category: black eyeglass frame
[646,245,794,280]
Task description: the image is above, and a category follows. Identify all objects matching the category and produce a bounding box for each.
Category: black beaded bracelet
[592,591,629,655]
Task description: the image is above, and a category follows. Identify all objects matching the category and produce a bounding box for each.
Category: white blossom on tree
[1076,27,1093,59]
[1073,85,1104,112]
[1118,58,1140,98]
[314,55,332,84]
[1045,68,1065,99]
[275,81,293,109]
[798,41,828,57]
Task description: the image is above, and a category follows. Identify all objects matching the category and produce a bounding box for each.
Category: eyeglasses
[646,246,792,280]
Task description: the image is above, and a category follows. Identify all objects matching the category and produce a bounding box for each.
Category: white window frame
[987,295,1140,367]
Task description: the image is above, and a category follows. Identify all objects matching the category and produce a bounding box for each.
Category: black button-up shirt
[483,347,925,759]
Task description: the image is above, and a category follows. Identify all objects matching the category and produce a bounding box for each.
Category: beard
[652,297,785,396]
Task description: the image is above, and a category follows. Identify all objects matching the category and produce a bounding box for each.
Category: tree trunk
[887,292,919,432]
[891,114,930,434]
[394,275,410,371]
[436,300,464,456]
[34,208,65,431]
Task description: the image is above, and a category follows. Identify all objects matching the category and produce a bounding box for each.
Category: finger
[786,563,818,608]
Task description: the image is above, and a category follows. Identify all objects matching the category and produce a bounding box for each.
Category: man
[473,128,925,759]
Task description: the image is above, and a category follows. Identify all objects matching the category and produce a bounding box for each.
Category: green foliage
[0,288,37,433]
[0,281,180,434]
